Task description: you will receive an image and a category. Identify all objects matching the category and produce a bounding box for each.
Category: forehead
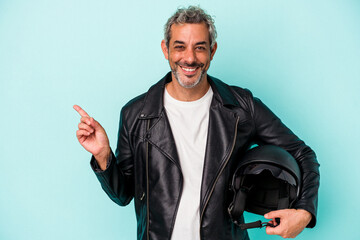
[169,23,210,44]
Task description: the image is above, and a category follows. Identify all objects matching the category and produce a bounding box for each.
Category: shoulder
[119,92,147,126]
[209,75,256,112]
[209,75,253,98]
[118,73,169,127]
[229,85,253,100]
[122,92,147,114]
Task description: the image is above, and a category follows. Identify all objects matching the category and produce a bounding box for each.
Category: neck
[166,75,210,101]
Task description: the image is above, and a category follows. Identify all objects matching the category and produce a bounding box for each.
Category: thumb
[264,210,284,219]
[89,117,103,131]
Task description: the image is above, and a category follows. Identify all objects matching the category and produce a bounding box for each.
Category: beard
[170,61,206,89]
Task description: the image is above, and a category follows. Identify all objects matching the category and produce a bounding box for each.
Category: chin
[174,70,205,89]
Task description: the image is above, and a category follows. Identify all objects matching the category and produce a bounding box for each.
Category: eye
[174,45,185,50]
[196,46,206,51]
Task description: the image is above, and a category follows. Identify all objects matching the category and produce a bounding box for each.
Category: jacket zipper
[199,116,240,239]
[146,120,150,240]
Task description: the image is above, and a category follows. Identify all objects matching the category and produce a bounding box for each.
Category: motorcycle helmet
[228,145,301,230]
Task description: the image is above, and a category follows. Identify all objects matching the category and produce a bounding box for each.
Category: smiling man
[74,6,320,240]
[162,22,216,93]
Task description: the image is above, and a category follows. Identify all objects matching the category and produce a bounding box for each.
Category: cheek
[199,55,211,68]
[168,49,180,57]
[170,52,182,62]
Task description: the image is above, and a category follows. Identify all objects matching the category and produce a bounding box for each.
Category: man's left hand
[264,209,312,238]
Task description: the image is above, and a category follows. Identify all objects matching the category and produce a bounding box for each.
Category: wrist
[94,147,111,170]
[297,209,312,226]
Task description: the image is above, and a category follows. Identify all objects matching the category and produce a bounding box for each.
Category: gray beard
[171,68,206,89]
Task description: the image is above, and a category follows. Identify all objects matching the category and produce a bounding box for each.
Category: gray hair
[164,6,217,50]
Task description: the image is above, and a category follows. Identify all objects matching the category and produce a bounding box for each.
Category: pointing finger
[73,105,90,117]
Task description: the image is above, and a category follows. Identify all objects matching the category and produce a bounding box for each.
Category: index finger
[73,105,90,117]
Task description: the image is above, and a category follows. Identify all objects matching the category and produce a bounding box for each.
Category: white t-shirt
[163,86,213,240]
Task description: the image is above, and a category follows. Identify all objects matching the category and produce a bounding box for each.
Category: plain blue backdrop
[1,0,359,239]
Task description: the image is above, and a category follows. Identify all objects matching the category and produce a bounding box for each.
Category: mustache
[175,61,204,68]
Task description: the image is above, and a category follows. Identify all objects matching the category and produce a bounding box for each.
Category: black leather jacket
[91,72,320,240]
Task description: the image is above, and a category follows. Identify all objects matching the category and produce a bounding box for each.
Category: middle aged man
[74,6,320,240]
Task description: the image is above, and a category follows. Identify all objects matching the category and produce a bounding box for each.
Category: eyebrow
[173,40,207,45]
[195,41,207,46]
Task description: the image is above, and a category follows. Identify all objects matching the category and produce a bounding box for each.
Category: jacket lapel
[139,72,181,168]
[200,101,239,206]
[146,112,181,168]
[199,76,243,208]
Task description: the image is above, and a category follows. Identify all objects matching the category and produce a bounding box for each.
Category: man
[74,6,319,240]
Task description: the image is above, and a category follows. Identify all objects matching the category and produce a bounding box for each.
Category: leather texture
[91,72,320,240]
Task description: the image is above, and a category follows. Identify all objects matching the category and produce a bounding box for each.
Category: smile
[179,65,200,75]
[180,66,197,72]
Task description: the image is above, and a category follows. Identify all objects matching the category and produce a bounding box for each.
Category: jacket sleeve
[90,108,134,206]
[250,96,320,228]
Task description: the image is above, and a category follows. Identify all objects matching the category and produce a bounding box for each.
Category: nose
[183,48,196,64]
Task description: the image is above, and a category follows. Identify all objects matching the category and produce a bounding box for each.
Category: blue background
[1,0,359,239]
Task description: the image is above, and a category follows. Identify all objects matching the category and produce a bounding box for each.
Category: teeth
[181,66,196,72]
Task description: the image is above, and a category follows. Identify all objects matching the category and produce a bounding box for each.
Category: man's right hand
[73,105,110,170]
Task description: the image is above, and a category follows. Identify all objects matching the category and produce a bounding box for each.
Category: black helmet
[228,145,301,230]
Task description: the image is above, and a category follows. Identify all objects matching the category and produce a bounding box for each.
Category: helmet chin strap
[235,219,280,230]
[228,174,285,230]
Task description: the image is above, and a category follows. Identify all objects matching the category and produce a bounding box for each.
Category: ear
[210,42,217,60]
[161,40,169,60]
